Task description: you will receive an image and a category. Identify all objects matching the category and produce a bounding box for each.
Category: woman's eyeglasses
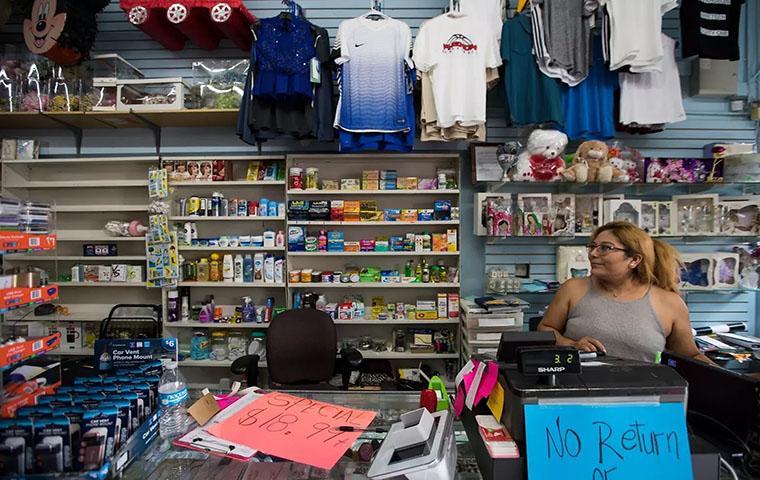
[586,243,628,256]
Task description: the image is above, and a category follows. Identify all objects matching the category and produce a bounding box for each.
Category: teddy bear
[565,140,628,183]
[512,129,568,182]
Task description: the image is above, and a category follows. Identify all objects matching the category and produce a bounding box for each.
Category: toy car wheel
[128,6,148,25]
[211,3,232,22]
[167,3,188,23]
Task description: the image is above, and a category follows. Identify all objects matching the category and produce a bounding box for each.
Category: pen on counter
[336,426,388,433]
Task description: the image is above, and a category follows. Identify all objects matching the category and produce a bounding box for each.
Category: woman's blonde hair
[592,221,682,293]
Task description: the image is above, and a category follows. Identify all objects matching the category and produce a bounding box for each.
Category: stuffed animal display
[565,140,629,183]
[513,129,568,182]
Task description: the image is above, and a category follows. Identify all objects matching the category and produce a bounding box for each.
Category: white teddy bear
[512,129,569,182]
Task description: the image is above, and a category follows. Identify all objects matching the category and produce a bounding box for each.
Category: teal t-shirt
[501,15,564,127]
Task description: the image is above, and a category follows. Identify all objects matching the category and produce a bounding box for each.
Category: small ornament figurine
[496,141,522,182]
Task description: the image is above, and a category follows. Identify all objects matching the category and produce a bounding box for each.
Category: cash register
[462,332,721,480]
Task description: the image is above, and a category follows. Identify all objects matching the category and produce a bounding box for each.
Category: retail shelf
[177,282,286,288]
[164,318,460,328]
[288,251,459,257]
[179,359,267,368]
[170,216,285,222]
[360,352,458,360]
[55,205,150,213]
[163,155,284,162]
[53,348,94,356]
[1,333,61,368]
[4,255,146,261]
[2,156,159,165]
[486,234,760,244]
[334,319,459,325]
[0,285,59,314]
[166,321,270,329]
[287,189,459,195]
[57,230,145,242]
[287,221,459,226]
[0,109,239,130]
[170,180,285,187]
[56,282,146,288]
[288,282,460,289]
[4,180,148,188]
[178,246,286,252]
[0,232,56,254]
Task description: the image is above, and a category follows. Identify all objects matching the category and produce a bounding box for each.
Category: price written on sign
[524,403,693,480]
[207,392,377,469]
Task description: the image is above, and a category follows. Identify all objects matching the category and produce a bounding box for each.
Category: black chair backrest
[266,309,337,385]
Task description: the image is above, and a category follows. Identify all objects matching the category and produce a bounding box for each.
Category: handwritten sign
[524,402,692,480]
[207,392,376,469]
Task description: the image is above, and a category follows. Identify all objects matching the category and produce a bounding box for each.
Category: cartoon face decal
[23,0,67,54]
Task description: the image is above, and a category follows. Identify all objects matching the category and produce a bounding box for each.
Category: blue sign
[524,402,692,480]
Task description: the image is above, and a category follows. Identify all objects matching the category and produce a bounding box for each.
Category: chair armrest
[231,354,260,387]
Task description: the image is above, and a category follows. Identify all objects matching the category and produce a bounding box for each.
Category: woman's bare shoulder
[650,285,688,311]
[558,277,592,300]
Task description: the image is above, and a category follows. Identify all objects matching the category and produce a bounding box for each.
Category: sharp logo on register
[537,366,566,373]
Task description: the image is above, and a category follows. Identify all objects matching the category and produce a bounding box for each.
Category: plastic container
[210,331,228,361]
[158,361,189,440]
[190,60,248,110]
[227,331,247,360]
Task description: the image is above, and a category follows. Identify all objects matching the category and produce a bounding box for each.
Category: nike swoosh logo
[355,43,365,47]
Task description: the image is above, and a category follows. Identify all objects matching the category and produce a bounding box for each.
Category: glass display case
[117,77,187,111]
[189,59,248,110]
[87,53,144,111]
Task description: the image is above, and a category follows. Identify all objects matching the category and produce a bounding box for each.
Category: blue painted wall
[0,0,757,329]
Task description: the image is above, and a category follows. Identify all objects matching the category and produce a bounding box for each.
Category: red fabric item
[170,6,223,51]
[128,6,187,51]
[212,8,252,51]
[120,1,254,51]
[529,154,565,181]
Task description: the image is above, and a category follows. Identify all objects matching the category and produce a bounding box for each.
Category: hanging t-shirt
[619,34,686,126]
[601,0,678,72]
[531,0,597,86]
[334,16,412,133]
[413,13,501,128]
[460,0,506,42]
[680,0,745,60]
[563,36,618,140]
[501,15,563,126]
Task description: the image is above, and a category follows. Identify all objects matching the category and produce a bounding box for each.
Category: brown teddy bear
[564,141,629,183]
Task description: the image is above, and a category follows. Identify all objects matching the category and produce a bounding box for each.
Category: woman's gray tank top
[563,283,666,362]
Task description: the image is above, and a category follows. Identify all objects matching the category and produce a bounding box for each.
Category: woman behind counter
[539,221,710,363]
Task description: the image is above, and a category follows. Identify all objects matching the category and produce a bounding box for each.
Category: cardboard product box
[322,179,340,190]
[344,241,361,252]
[447,229,458,252]
[362,179,379,190]
[340,178,361,191]
[126,266,143,283]
[401,209,418,223]
[397,177,419,190]
[330,200,344,221]
[111,264,127,282]
[344,201,361,222]
[98,266,112,282]
[83,266,99,283]
[437,293,448,319]
[447,293,460,318]
[362,170,380,180]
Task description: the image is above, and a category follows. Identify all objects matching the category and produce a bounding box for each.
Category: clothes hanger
[447,0,465,17]
[365,0,387,21]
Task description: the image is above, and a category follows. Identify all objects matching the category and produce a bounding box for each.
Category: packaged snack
[340,178,360,191]
[322,179,340,190]
[330,200,344,221]
[417,209,434,222]
[401,209,418,223]
[397,177,419,190]
[383,209,401,222]
[344,201,361,222]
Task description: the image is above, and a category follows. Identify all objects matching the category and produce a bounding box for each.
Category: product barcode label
[28,237,40,247]
[30,289,41,300]
[33,340,42,351]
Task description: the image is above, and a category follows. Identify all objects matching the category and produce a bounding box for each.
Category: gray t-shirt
[537,0,597,83]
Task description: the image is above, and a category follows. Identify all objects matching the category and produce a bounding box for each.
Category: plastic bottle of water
[158,360,189,440]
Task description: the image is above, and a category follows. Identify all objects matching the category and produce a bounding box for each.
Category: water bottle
[158,361,188,440]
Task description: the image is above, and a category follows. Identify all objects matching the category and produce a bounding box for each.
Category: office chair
[231,309,363,389]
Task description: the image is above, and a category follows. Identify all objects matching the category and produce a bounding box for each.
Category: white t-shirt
[460,0,506,42]
[333,16,412,132]
[413,13,502,128]
[619,34,686,126]
[602,0,678,72]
